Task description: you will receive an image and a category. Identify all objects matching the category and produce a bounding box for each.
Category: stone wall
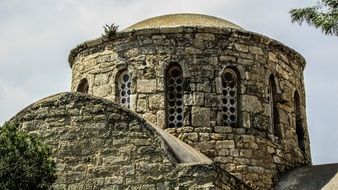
[68,26,311,189]
[10,92,249,190]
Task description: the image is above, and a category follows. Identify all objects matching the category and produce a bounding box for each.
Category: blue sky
[0,0,337,164]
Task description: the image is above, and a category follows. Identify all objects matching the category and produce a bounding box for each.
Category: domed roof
[123,13,244,31]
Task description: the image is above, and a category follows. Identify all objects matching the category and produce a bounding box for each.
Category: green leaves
[0,122,57,190]
[102,23,119,39]
[290,0,338,36]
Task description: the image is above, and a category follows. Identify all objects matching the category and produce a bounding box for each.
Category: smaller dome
[123,13,244,31]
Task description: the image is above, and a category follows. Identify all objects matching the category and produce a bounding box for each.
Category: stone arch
[269,75,282,138]
[218,67,240,127]
[161,56,191,78]
[116,69,131,108]
[165,64,184,128]
[264,71,282,94]
[218,63,245,80]
[294,90,305,152]
[77,78,89,93]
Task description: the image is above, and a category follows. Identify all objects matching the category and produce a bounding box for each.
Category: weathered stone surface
[216,140,235,149]
[156,110,165,129]
[242,95,263,113]
[10,93,249,190]
[192,107,210,127]
[137,79,157,93]
[249,46,263,55]
[67,19,309,190]
[196,33,215,41]
[148,94,165,110]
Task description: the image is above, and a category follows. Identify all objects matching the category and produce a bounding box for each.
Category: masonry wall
[10,92,250,190]
[69,27,311,189]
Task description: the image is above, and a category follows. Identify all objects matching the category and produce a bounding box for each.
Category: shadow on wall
[275,163,338,190]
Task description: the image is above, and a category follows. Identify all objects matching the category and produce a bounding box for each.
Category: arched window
[166,65,184,128]
[294,90,305,152]
[268,75,282,138]
[117,70,131,108]
[220,68,238,127]
[77,78,89,93]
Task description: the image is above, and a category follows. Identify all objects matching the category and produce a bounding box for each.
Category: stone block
[242,95,263,113]
[94,74,109,85]
[185,47,202,54]
[137,79,157,93]
[193,92,205,106]
[239,149,252,158]
[216,140,235,149]
[195,141,215,150]
[237,58,252,65]
[130,94,137,111]
[199,133,210,141]
[214,156,232,163]
[92,84,112,97]
[156,110,165,129]
[234,44,249,52]
[149,94,165,110]
[230,149,239,156]
[219,55,236,62]
[214,126,233,133]
[273,156,281,163]
[196,82,211,92]
[105,176,124,185]
[184,94,194,106]
[219,149,230,156]
[210,133,226,140]
[192,107,210,127]
[195,33,215,41]
[136,98,147,113]
[268,52,278,62]
[249,46,263,55]
[143,113,157,124]
[205,93,219,107]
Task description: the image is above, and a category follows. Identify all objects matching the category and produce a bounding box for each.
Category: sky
[0,0,337,165]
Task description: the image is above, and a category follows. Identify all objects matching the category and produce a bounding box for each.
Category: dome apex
[123,13,244,31]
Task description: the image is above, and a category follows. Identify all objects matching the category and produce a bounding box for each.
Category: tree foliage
[0,122,57,190]
[290,0,338,35]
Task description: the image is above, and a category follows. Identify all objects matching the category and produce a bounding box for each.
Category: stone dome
[68,13,309,189]
[123,13,244,31]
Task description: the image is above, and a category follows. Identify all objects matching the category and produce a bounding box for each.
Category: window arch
[77,78,89,93]
[117,70,131,108]
[220,68,238,127]
[166,65,184,128]
[294,90,305,152]
[268,75,282,138]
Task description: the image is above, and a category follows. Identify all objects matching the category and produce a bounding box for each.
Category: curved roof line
[10,92,212,164]
[123,13,244,31]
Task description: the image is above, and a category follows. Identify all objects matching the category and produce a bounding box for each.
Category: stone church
[10,13,338,189]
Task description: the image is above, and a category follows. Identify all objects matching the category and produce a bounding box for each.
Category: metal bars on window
[166,65,184,128]
[117,70,131,108]
[221,69,238,127]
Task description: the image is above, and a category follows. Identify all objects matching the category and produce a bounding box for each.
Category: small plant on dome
[102,23,119,39]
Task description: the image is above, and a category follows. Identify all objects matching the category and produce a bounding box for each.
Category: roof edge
[68,26,306,69]
[10,92,212,165]
[123,13,244,32]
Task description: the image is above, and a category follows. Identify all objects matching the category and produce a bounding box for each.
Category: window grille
[117,70,131,108]
[166,65,184,128]
[221,69,238,126]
